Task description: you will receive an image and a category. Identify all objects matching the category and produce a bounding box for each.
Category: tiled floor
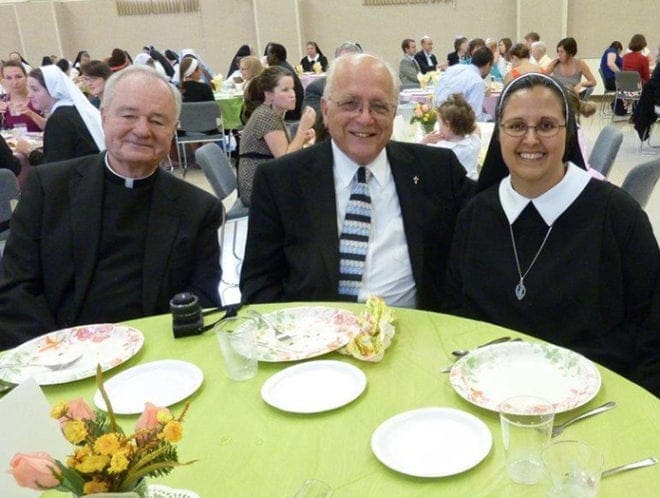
[181,111,660,305]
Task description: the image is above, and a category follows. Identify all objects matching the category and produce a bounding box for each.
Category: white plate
[0,324,144,385]
[371,407,492,478]
[94,360,204,414]
[241,307,361,362]
[261,360,366,413]
[450,342,601,413]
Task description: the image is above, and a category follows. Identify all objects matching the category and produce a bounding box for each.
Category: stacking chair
[0,169,20,256]
[613,71,642,117]
[587,125,623,177]
[598,68,616,117]
[621,158,660,209]
[176,101,225,176]
[195,143,249,289]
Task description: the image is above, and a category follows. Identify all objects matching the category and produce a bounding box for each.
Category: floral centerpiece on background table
[410,102,437,134]
[9,368,193,497]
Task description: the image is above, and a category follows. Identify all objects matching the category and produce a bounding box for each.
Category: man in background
[414,35,438,74]
[399,38,421,89]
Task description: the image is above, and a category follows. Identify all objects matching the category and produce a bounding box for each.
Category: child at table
[420,93,481,179]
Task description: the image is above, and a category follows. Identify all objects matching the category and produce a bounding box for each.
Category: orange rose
[9,452,60,490]
[135,402,168,432]
[65,397,96,421]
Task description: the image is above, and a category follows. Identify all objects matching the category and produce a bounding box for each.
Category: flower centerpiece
[312,61,323,74]
[9,367,193,497]
[410,102,437,134]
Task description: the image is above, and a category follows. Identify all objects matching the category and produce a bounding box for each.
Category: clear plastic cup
[542,440,604,498]
[215,316,258,381]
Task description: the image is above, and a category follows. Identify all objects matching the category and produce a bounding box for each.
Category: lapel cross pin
[413,175,420,185]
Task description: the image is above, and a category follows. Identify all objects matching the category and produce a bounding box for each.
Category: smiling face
[264,75,296,113]
[101,73,178,177]
[321,55,396,166]
[27,76,56,111]
[499,85,567,198]
[2,66,27,95]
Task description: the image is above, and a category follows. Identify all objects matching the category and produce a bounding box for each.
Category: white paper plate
[261,360,366,413]
[94,360,203,414]
[371,407,492,478]
[450,342,601,413]
[0,324,144,385]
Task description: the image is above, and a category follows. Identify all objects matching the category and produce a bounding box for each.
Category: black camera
[170,292,204,338]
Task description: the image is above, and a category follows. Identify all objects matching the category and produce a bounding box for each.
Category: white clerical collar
[104,153,157,189]
[498,162,591,226]
[331,140,389,189]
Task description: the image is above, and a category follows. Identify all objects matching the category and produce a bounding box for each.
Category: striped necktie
[338,166,371,301]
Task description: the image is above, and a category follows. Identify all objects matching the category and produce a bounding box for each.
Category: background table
[214,93,244,131]
[41,304,659,497]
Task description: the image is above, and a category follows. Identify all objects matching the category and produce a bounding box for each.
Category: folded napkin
[339,296,395,362]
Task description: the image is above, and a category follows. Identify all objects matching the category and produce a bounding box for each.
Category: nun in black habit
[442,73,660,395]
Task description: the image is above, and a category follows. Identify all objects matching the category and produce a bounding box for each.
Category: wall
[1,0,658,76]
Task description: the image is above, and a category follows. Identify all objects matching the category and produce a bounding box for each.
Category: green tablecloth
[41,304,659,497]
[215,94,244,131]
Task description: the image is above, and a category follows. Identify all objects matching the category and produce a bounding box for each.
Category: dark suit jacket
[414,51,438,74]
[302,77,326,113]
[0,153,223,349]
[240,140,475,311]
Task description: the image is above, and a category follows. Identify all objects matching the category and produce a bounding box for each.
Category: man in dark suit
[240,54,474,311]
[414,35,438,74]
[0,65,223,349]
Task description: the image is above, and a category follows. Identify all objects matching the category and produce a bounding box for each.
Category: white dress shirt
[499,162,592,225]
[332,141,417,307]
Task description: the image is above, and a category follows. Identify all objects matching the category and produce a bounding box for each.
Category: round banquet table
[40,303,659,498]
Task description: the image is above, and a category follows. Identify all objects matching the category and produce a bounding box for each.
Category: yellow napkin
[339,296,395,362]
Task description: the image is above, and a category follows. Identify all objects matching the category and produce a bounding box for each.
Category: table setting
[1,300,658,497]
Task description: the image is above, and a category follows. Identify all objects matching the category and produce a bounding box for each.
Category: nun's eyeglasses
[500,119,566,138]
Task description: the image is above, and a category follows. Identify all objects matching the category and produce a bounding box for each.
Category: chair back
[598,68,615,93]
[179,101,222,133]
[195,143,237,201]
[0,169,20,240]
[588,125,623,177]
[615,71,642,94]
[621,158,660,208]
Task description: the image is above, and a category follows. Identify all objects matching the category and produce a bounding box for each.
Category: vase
[73,478,147,498]
[422,122,435,134]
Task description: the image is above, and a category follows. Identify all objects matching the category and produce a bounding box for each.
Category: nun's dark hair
[477,73,585,193]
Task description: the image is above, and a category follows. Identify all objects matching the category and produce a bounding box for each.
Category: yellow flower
[108,452,130,474]
[156,409,173,425]
[76,454,109,474]
[62,420,88,444]
[160,421,183,442]
[83,479,109,494]
[94,433,122,456]
[50,401,68,419]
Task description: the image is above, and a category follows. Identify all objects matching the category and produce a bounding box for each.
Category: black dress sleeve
[0,135,21,176]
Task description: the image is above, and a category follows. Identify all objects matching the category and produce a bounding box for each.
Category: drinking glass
[542,440,604,498]
[215,316,258,381]
[12,123,27,140]
[499,395,554,484]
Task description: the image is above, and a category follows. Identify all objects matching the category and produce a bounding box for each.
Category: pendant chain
[509,223,553,300]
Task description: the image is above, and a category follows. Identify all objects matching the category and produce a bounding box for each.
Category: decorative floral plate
[240,307,361,362]
[0,324,144,385]
[449,342,601,413]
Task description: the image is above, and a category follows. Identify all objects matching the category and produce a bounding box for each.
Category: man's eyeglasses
[327,97,396,117]
[500,119,566,138]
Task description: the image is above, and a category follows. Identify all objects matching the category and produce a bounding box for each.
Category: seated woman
[420,93,481,179]
[239,56,265,124]
[442,73,659,394]
[547,37,597,98]
[81,60,112,108]
[238,66,316,206]
[599,41,625,115]
[447,37,469,67]
[15,65,104,165]
[503,44,542,85]
[300,42,328,72]
[622,33,651,85]
[486,39,504,82]
[227,44,252,81]
[0,60,45,132]
[178,57,214,102]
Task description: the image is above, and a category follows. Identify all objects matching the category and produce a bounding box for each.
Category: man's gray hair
[334,41,363,58]
[323,53,400,101]
[531,41,547,54]
[102,64,182,117]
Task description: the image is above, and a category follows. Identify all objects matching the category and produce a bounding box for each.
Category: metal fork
[247,309,292,341]
[551,401,617,437]
[441,337,521,373]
